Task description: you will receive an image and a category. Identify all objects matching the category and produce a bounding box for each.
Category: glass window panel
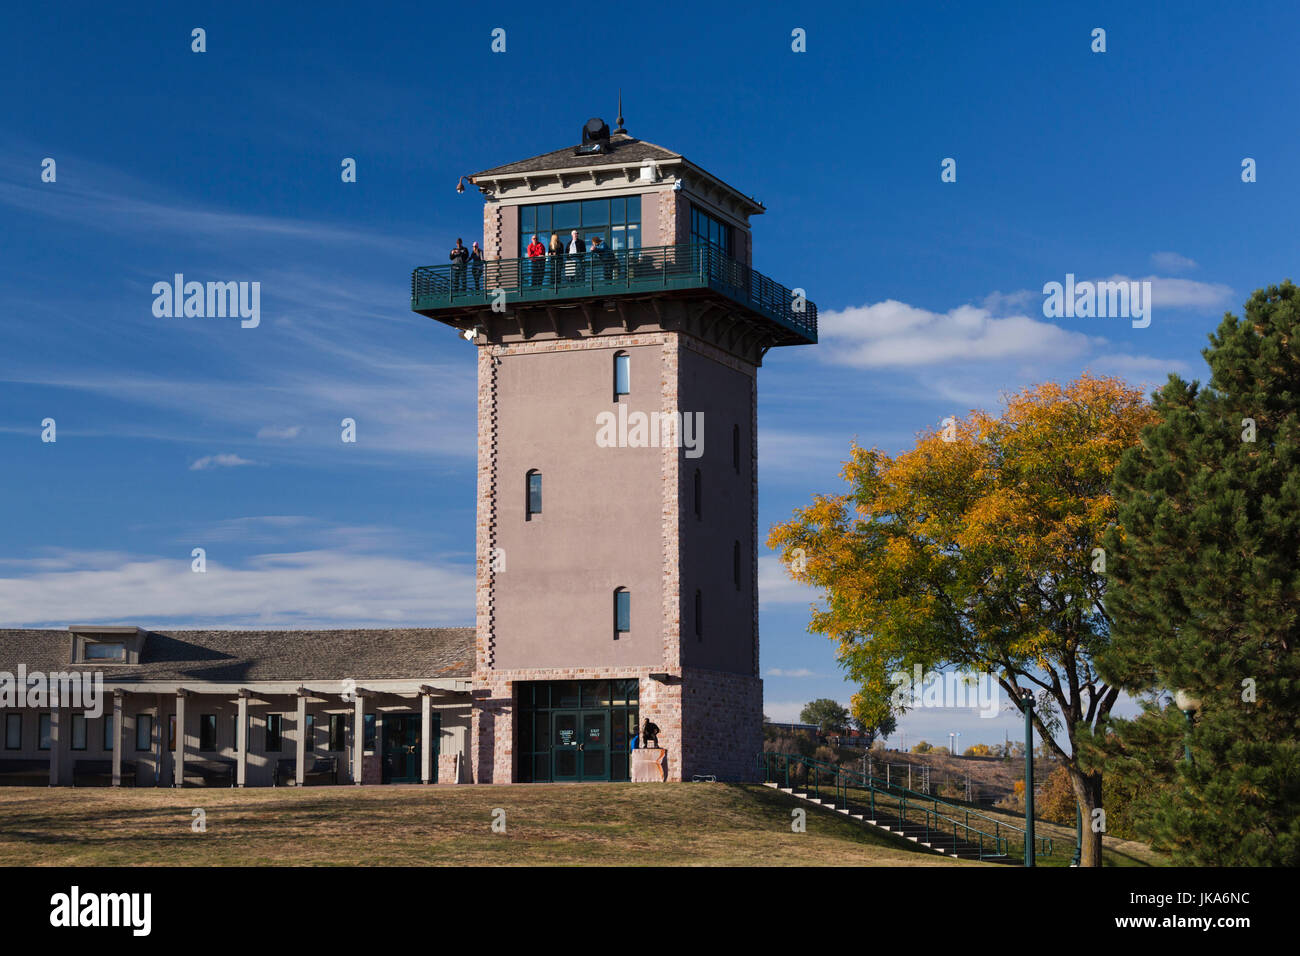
[71,714,87,750]
[533,754,550,782]
[85,642,125,660]
[555,681,580,709]
[520,206,535,234]
[610,197,625,223]
[627,195,641,223]
[615,353,630,395]
[103,715,114,751]
[610,225,626,250]
[552,201,579,231]
[305,714,314,752]
[615,590,631,632]
[5,713,21,749]
[528,471,542,515]
[168,714,176,750]
[39,714,52,750]
[136,714,152,751]
[581,199,608,227]
[625,224,640,249]
[362,713,376,751]
[534,711,551,748]
[537,206,551,233]
[199,714,216,750]
[267,714,283,752]
[612,753,628,781]
[583,680,610,709]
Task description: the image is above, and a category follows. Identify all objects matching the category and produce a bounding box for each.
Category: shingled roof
[0,628,474,683]
[474,132,680,178]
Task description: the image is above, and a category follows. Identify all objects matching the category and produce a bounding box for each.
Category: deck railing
[411,243,817,343]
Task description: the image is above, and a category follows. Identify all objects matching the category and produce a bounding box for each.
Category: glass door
[553,711,581,782]
[581,712,608,780]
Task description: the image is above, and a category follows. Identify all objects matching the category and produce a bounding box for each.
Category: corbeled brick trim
[661,333,681,670]
[483,204,504,260]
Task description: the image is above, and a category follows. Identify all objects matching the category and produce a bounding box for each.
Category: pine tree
[1093,281,1300,865]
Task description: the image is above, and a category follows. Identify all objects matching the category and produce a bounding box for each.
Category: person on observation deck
[567,229,586,282]
[468,241,484,291]
[449,238,468,292]
[527,234,545,287]
[548,233,563,287]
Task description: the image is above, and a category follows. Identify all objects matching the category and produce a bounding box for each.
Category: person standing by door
[567,230,586,282]
[548,233,563,287]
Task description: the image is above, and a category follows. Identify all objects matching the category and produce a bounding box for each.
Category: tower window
[690,205,733,258]
[526,470,542,519]
[733,424,741,473]
[693,469,702,519]
[734,541,742,590]
[614,588,631,637]
[695,590,703,640]
[614,352,630,398]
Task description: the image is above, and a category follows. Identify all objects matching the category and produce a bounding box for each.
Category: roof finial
[615,90,626,134]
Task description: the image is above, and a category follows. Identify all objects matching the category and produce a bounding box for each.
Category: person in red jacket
[526,234,545,287]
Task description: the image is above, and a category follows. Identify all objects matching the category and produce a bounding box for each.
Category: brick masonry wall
[680,667,763,782]
[483,203,504,260]
[437,750,461,783]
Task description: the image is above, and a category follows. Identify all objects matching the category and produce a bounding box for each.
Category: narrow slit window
[614,352,630,397]
[527,470,542,518]
[615,588,631,636]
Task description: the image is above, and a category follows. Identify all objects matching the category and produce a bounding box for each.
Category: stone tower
[412,117,816,783]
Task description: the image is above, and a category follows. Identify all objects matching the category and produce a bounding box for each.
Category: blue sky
[2,2,1296,746]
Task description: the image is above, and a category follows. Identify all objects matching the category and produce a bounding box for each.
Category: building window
[304,713,315,752]
[694,469,702,519]
[363,714,376,752]
[734,541,742,589]
[5,714,21,750]
[733,424,741,473]
[135,714,153,751]
[199,714,217,751]
[518,196,641,258]
[695,590,703,640]
[690,205,733,258]
[71,714,87,751]
[266,714,284,752]
[83,641,125,661]
[614,351,630,398]
[38,714,52,750]
[516,679,640,783]
[168,714,176,751]
[527,469,542,519]
[614,588,631,636]
[329,714,346,751]
[103,715,114,751]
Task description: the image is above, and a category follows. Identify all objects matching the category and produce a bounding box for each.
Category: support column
[421,690,433,785]
[174,690,186,788]
[295,689,307,787]
[353,693,365,785]
[237,690,249,788]
[48,708,61,786]
[111,692,124,787]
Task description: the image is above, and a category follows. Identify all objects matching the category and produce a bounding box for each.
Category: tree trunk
[1069,767,1105,867]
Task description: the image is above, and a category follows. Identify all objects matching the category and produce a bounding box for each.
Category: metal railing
[759,752,1056,863]
[411,243,817,343]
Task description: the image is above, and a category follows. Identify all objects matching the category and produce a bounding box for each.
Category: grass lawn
[0,782,995,867]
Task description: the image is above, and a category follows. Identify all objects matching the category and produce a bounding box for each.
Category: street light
[1022,690,1036,868]
[1175,689,1202,764]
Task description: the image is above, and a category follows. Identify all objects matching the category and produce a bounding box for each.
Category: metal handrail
[758,752,1056,862]
[411,243,817,343]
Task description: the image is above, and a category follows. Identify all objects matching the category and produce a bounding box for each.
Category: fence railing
[411,243,817,343]
[759,751,1056,863]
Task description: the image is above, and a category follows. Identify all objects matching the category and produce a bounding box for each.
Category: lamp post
[1022,690,1036,868]
[954,732,961,757]
[1174,690,1202,764]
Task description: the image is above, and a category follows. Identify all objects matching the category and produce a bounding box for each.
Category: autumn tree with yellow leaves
[768,374,1155,866]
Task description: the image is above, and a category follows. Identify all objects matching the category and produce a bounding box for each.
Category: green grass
[0,782,994,867]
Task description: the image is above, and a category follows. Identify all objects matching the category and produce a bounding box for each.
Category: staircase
[759,752,1054,865]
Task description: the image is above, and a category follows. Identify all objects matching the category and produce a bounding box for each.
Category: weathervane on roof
[614,90,626,135]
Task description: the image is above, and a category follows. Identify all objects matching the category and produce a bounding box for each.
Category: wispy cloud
[190,453,256,471]
[0,547,474,628]
[1150,251,1198,273]
[767,667,818,678]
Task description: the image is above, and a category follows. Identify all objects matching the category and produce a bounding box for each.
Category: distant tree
[964,743,994,757]
[800,698,850,736]
[912,740,933,754]
[1038,765,1077,825]
[769,374,1155,866]
[852,712,897,747]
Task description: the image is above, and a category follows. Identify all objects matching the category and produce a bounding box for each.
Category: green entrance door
[551,711,609,782]
[382,714,429,784]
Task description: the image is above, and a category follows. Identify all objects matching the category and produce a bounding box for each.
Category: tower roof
[474,131,679,178]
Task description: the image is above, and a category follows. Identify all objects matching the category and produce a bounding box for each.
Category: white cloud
[257,425,302,440]
[190,453,256,471]
[1104,274,1233,310]
[1150,251,1198,273]
[0,548,474,628]
[818,300,1100,368]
